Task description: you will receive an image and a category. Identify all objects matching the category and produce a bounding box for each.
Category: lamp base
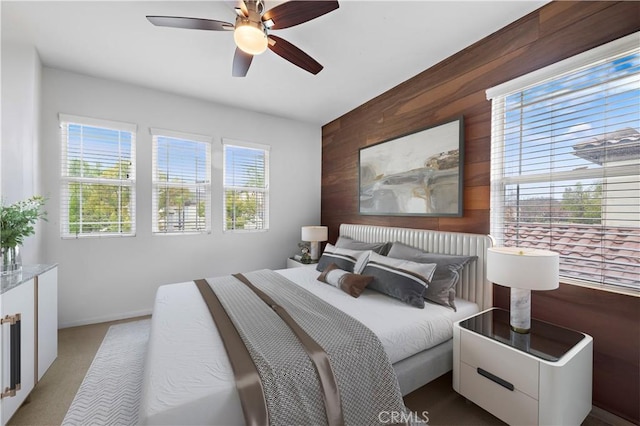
[510,287,531,333]
[309,241,320,261]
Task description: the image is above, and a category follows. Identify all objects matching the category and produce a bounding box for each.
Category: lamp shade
[301,226,328,242]
[487,247,559,291]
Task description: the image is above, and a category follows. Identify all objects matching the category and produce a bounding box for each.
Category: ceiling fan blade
[268,35,323,75]
[146,16,234,31]
[225,0,249,17]
[262,1,339,30]
[232,48,253,77]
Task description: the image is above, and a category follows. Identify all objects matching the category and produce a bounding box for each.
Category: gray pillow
[362,252,436,309]
[317,263,374,298]
[387,242,477,311]
[316,243,370,273]
[336,236,392,255]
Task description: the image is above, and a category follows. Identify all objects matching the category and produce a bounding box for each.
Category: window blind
[488,34,640,292]
[223,140,270,231]
[59,114,136,238]
[151,128,211,234]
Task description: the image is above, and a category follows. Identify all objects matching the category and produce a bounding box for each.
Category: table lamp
[301,226,328,261]
[487,247,559,333]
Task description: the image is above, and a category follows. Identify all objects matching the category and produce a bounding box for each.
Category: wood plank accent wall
[321,2,640,422]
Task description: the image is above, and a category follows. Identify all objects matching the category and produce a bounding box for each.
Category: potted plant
[1,195,47,275]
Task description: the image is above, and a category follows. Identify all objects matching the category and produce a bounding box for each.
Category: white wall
[40,68,321,327]
[1,43,43,264]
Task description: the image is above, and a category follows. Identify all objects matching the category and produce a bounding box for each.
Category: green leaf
[0,196,47,248]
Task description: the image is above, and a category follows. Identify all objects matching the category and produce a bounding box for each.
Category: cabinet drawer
[460,362,538,425]
[460,329,539,399]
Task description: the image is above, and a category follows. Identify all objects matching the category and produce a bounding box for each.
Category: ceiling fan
[147,0,339,77]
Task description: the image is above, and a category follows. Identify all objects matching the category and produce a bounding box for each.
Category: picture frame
[359,117,464,217]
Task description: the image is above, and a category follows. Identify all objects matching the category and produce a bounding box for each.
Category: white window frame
[222,139,270,232]
[151,128,212,235]
[487,33,640,295]
[59,114,137,238]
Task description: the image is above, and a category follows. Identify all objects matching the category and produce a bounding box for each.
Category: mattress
[139,267,479,425]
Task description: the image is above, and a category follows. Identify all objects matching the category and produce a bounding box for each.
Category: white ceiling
[2,1,548,125]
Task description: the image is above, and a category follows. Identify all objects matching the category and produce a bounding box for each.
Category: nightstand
[286,257,318,269]
[453,308,592,425]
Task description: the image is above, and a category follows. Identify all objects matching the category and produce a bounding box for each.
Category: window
[487,33,639,293]
[60,114,136,237]
[151,129,211,234]
[223,140,270,231]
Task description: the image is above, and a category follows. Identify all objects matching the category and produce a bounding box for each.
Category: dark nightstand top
[459,308,587,362]
[289,257,318,265]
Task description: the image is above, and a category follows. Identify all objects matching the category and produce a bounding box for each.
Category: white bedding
[139,267,479,425]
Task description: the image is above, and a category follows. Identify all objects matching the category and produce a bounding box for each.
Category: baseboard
[59,309,152,329]
[589,406,636,426]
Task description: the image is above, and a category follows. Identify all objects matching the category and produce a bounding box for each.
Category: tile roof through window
[503,223,639,289]
[572,128,640,165]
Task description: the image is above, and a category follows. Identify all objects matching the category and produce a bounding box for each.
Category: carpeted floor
[8,316,624,426]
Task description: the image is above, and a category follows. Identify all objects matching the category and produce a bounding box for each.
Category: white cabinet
[286,258,318,269]
[0,278,35,425]
[37,267,57,380]
[0,265,57,425]
[453,308,593,426]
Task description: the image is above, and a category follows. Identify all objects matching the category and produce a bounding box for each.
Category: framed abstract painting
[359,117,464,216]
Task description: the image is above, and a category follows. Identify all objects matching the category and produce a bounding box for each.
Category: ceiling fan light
[234,22,268,55]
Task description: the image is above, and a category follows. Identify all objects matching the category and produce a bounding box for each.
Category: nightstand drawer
[459,362,538,425]
[460,329,539,399]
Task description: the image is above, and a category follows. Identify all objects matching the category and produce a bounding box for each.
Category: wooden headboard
[339,224,494,310]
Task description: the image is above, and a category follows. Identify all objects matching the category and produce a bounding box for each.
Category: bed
[139,224,494,425]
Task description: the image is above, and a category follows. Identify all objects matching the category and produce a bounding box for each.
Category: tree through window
[223,140,270,231]
[60,115,136,237]
[151,129,211,234]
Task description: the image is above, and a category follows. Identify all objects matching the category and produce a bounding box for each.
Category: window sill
[153,231,211,236]
[61,233,136,239]
[560,277,639,297]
